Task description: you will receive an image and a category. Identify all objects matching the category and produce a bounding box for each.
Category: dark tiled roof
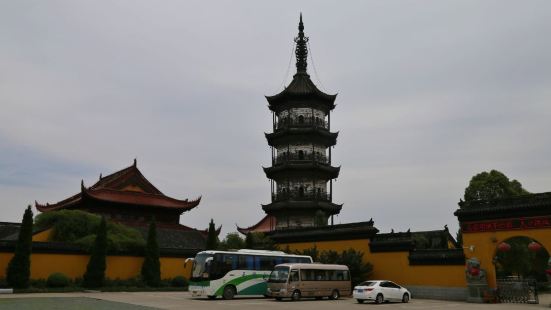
[454,192,551,221]
[36,161,201,212]
[0,222,20,241]
[266,73,337,106]
[134,226,206,250]
[267,221,378,243]
[369,229,458,253]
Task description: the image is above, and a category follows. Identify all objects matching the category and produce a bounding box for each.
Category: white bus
[189,249,312,299]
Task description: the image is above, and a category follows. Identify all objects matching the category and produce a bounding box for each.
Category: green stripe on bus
[238,281,267,295]
[214,274,266,296]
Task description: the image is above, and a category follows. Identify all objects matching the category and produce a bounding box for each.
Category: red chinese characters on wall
[462,216,551,233]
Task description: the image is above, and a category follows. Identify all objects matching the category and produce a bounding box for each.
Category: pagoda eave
[263,164,340,180]
[265,129,338,147]
[262,201,342,215]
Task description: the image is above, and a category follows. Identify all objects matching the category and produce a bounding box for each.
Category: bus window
[335,270,350,281]
[301,269,315,281]
[238,254,255,270]
[273,257,284,266]
[289,269,300,282]
[255,256,274,270]
[223,254,238,270]
[314,270,329,281]
[298,257,311,263]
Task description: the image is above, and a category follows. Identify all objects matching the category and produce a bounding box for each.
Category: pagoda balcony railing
[272,191,331,202]
[274,153,328,165]
[275,117,328,130]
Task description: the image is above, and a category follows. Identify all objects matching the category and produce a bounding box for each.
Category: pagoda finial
[294,13,309,74]
[81,180,85,192]
[133,158,137,167]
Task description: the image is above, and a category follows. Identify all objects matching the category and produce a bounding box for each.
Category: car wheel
[402,293,410,303]
[375,293,384,304]
[222,285,236,300]
[357,299,364,304]
[329,290,340,300]
[291,290,301,301]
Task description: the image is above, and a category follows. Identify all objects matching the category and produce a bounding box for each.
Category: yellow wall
[0,252,192,280]
[462,228,551,288]
[279,239,466,288]
[32,228,53,242]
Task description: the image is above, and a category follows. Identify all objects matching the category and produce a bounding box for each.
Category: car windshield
[192,253,213,278]
[357,281,375,287]
[268,266,290,283]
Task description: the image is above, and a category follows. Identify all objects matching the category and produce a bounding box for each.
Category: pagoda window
[298,150,304,160]
[299,186,304,197]
[298,115,304,124]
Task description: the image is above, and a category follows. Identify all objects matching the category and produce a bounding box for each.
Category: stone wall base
[407,285,467,301]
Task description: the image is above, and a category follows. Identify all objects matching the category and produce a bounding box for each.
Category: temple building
[35,159,216,248]
[239,15,342,232]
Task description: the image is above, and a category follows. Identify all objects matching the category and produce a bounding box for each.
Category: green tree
[141,219,161,287]
[34,209,145,252]
[219,233,245,250]
[245,232,277,250]
[6,206,33,289]
[456,228,463,247]
[495,237,549,281]
[83,216,107,288]
[464,170,529,202]
[245,232,254,249]
[206,219,218,250]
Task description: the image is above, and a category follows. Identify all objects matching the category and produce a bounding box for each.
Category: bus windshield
[192,253,213,279]
[268,266,290,283]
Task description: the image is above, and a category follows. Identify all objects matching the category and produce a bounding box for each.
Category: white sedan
[353,280,411,304]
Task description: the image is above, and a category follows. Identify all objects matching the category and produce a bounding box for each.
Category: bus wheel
[291,290,301,301]
[222,285,236,300]
[330,290,340,300]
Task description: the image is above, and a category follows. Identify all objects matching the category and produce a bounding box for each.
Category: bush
[171,276,188,287]
[47,273,70,288]
[34,209,145,252]
[0,278,8,288]
[29,278,47,289]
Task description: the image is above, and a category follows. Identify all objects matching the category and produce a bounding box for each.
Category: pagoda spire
[294,13,309,74]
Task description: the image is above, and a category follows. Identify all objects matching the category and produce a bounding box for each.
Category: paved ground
[0,296,154,310]
[0,292,550,309]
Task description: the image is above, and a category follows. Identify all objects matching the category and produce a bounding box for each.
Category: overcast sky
[1,1,550,237]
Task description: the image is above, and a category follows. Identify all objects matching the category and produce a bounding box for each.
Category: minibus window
[289,269,299,282]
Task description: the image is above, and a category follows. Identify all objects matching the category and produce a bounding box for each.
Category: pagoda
[240,15,342,231]
[36,159,202,229]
